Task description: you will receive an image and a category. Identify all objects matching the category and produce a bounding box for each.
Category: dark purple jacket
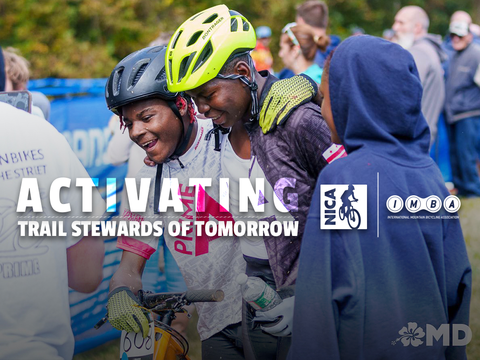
[245,72,332,287]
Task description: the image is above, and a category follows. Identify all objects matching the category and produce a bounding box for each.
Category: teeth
[143,140,153,148]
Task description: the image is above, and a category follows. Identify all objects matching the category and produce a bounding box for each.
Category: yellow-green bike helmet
[166,4,256,92]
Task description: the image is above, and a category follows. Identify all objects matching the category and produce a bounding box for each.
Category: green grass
[458,198,480,358]
[75,198,480,359]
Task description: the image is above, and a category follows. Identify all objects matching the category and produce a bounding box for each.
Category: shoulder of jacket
[284,101,322,127]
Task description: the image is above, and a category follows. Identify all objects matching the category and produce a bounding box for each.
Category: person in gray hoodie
[444,11,480,197]
[393,5,447,148]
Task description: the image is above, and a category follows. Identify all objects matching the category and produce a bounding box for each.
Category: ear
[234,60,252,80]
[177,97,188,116]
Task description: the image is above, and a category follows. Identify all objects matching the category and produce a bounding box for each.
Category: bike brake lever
[175,306,192,318]
[94,314,108,329]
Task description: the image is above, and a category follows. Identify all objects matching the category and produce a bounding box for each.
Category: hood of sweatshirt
[328,35,431,166]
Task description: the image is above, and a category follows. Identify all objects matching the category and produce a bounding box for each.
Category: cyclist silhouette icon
[339,184,361,229]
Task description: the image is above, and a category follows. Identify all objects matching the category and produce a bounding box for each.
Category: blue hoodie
[288,36,471,360]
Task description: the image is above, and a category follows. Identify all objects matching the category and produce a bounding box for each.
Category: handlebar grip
[185,289,224,303]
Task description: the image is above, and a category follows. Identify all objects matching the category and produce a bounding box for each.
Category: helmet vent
[171,30,183,50]
[105,79,110,98]
[156,68,167,82]
[192,41,213,74]
[187,31,203,46]
[203,13,218,24]
[230,18,238,32]
[242,19,250,31]
[178,52,196,82]
[131,62,149,88]
[168,59,174,83]
[148,46,165,53]
[112,68,124,96]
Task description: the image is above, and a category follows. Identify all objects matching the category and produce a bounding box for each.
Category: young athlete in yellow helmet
[166,5,338,360]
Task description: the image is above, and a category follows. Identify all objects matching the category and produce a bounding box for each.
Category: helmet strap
[216,56,259,122]
[168,98,196,159]
[172,120,195,158]
[167,100,183,122]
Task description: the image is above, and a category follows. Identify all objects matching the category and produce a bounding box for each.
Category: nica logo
[320,184,367,230]
[386,195,461,213]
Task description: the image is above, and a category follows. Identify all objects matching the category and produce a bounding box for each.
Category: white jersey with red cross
[117,119,245,341]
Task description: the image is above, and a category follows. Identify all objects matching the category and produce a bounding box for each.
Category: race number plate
[120,322,154,360]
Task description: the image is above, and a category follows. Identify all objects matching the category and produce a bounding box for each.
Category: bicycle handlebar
[94,289,224,330]
[185,289,224,303]
[140,289,224,309]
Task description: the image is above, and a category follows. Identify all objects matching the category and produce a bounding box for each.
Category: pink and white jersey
[117,120,245,341]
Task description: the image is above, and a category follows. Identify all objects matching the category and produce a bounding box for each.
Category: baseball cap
[256,26,272,39]
[449,21,470,37]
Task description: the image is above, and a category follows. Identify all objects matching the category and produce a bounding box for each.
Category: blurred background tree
[0,0,477,78]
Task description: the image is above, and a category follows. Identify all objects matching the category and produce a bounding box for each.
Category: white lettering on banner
[63,128,111,168]
[17,177,301,214]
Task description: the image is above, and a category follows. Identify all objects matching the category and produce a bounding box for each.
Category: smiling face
[121,97,183,164]
[319,69,340,144]
[186,72,251,129]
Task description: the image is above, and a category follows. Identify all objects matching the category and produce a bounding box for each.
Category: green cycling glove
[107,287,150,338]
[259,74,318,134]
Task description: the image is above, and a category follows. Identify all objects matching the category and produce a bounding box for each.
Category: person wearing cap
[444,11,480,197]
[392,6,447,148]
[251,26,274,72]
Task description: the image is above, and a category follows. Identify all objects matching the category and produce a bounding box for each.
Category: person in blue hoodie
[288,36,471,360]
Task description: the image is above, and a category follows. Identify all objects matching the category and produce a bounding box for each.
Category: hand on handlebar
[107,287,150,338]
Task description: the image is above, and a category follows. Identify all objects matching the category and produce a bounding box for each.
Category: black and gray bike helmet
[105,45,195,159]
[106,46,180,117]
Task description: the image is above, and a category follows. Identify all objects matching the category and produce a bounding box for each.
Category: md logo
[320,184,367,230]
[391,322,471,347]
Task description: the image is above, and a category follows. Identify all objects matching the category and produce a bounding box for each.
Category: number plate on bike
[120,322,154,360]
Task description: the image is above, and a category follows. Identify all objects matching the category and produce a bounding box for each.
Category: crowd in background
[252,2,480,198]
